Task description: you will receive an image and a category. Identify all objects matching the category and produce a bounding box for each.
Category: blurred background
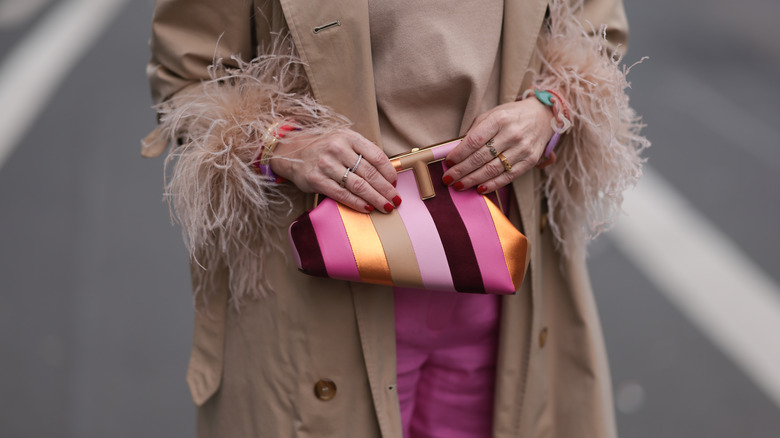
[0,0,778,436]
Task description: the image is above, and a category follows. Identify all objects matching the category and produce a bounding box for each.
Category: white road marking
[0,0,53,29]
[611,167,780,409]
[0,0,129,170]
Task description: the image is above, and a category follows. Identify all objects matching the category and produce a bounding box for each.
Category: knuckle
[303,172,319,186]
[333,189,351,205]
[315,155,331,170]
[488,112,507,128]
[484,163,503,179]
[506,125,524,142]
[467,152,484,167]
[502,172,515,185]
[467,132,487,149]
[323,141,341,155]
[495,110,512,125]
[351,177,369,195]
[370,149,387,164]
[361,164,379,182]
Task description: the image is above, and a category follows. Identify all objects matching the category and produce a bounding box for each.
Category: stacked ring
[497,153,512,172]
[340,154,364,188]
[351,154,363,172]
[486,139,498,157]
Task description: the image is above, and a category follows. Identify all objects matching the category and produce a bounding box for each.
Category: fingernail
[384,203,394,213]
[453,181,464,190]
[365,205,375,212]
[442,175,454,185]
[445,159,454,167]
[392,180,397,187]
[393,196,402,207]
[477,185,488,194]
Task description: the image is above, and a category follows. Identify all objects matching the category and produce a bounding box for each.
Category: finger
[444,113,501,169]
[442,136,510,186]
[317,175,377,214]
[455,146,537,193]
[349,134,399,186]
[348,152,402,208]
[343,169,398,213]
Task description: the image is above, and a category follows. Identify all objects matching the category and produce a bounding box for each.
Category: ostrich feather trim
[155,36,349,305]
[533,0,650,259]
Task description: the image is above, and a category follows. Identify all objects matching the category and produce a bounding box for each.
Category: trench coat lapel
[502,0,549,251]
[278,0,382,145]
[279,3,401,436]
[280,0,550,436]
[498,0,550,436]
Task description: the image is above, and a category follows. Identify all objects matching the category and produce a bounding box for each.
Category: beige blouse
[368,1,505,156]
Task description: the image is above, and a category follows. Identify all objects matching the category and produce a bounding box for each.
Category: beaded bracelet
[251,120,299,183]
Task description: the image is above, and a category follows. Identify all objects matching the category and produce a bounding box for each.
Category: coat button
[539,327,548,348]
[314,379,337,401]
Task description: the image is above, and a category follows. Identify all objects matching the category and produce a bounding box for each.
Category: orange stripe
[484,198,529,289]
[336,204,393,286]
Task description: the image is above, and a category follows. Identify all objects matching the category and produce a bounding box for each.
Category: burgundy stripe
[289,214,328,277]
[425,163,485,293]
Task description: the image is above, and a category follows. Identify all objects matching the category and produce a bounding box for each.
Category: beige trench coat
[144,0,629,436]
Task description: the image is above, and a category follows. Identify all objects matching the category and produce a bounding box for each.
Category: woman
[142,0,647,436]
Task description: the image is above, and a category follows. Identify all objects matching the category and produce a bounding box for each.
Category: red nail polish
[445,159,454,167]
[477,185,488,194]
[384,203,394,213]
[365,205,375,212]
[392,180,397,187]
[393,196,402,207]
[453,181,464,190]
[442,175,454,185]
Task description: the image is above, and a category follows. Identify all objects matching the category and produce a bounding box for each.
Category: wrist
[252,120,299,183]
[518,88,573,169]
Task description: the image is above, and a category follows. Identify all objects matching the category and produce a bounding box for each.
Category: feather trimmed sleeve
[531,0,650,259]
[157,40,349,302]
[143,0,349,301]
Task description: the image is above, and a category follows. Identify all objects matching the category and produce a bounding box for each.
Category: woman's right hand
[269,129,402,213]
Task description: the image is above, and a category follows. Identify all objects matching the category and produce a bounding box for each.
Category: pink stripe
[431,139,461,160]
[448,186,516,293]
[395,170,455,291]
[308,199,361,282]
[287,225,303,269]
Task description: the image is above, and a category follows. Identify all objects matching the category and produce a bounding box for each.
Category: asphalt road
[0,0,778,437]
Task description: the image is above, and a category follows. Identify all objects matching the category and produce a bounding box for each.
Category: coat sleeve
[531,0,649,259]
[146,0,256,106]
[142,0,349,302]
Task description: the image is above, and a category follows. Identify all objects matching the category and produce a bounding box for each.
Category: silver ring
[340,168,350,188]
[486,138,498,157]
[351,154,363,173]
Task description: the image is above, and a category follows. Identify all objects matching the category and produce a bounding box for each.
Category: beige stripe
[370,211,424,288]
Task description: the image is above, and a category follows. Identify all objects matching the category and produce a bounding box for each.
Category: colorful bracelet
[252,120,299,183]
[520,88,572,168]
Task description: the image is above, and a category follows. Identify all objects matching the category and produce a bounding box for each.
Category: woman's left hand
[442,98,554,193]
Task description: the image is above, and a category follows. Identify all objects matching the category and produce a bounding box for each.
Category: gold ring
[340,168,350,187]
[486,138,498,157]
[497,153,511,172]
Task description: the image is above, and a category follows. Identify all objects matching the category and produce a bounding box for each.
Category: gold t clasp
[390,147,438,200]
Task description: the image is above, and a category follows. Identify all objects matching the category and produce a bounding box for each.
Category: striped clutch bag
[288,139,530,294]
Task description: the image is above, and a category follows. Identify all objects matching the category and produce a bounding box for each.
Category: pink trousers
[394,287,501,438]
